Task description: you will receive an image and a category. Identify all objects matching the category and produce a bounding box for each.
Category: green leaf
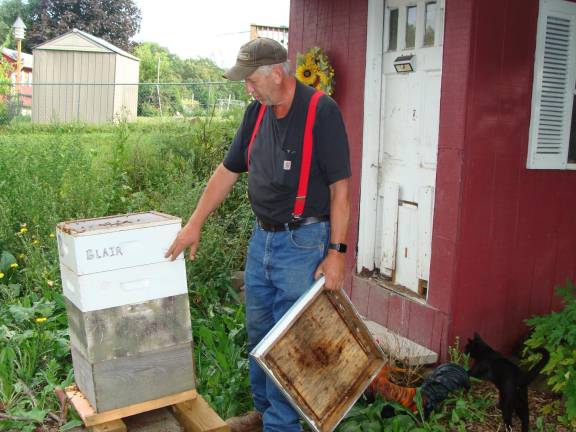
[361,421,382,432]
[0,251,16,272]
[60,419,83,430]
[565,376,576,419]
[8,283,21,296]
[215,350,229,373]
[8,304,35,322]
[8,406,47,423]
[451,410,460,423]
[198,326,214,350]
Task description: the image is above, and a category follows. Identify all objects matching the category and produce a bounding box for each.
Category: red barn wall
[289,0,576,359]
[445,0,576,354]
[288,0,369,292]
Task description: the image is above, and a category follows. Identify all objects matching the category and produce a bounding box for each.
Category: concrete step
[361,318,438,366]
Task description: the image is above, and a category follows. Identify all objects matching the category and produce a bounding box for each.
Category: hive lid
[57,211,181,236]
[251,277,386,432]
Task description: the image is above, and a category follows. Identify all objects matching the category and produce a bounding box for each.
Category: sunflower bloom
[295,47,335,95]
[0,272,4,279]
[35,317,47,323]
[49,233,55,238]
[10,263,18,269]
[317,71,329,86]
[19,227,28,234]
[296,61,318,86]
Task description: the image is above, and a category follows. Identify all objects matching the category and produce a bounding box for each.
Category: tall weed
[0,116,252,429]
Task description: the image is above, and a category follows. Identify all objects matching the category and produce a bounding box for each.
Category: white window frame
[384,0,444,52]
[527,0,576,170]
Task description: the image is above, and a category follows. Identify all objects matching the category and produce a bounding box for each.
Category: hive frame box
[57,211,195,412]
[251,277,386,432]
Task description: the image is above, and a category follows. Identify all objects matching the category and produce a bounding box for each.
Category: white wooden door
[359,0,445,295]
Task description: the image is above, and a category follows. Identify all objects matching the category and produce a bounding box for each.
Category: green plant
[524,279,576,427]
[193,298,250,419]
[447,336,470,370]
[0,118,254,430]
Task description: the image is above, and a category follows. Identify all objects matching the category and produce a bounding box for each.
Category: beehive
[251,277,386,432]
[57,211,195,412]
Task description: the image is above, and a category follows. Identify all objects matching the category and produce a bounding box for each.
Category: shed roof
[2,47,33,69]
[34,28,139,61]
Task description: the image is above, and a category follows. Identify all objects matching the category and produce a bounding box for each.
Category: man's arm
[314,178,350,290]
[165,163,240,260]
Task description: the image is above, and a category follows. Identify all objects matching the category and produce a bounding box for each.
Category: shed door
[363,0,445,294]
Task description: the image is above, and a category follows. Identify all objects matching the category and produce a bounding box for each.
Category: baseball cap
[224,37,288,81]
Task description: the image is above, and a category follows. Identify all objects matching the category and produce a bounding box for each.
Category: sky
[133,0,290,68]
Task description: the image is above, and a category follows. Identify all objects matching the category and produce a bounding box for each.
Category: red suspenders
[293,92,322,218]
[247,104,266,171]
[247,91,323,219]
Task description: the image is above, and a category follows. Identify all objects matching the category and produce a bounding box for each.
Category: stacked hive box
[57,211,195,412]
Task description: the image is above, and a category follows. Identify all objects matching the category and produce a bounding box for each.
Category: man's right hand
[165,223,201,261]
[164,163,240,262]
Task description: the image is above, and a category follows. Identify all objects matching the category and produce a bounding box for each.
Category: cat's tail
[521,348,549,386]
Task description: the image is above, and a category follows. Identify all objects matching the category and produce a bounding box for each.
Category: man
[166,37,351,432]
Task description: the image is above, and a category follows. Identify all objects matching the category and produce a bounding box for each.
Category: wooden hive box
[251,277,386,432]
[56,211,195,412]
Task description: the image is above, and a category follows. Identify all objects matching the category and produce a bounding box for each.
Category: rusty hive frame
[251,277,386,432]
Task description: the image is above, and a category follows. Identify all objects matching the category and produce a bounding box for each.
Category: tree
[0,0,38,50]
[175,57,245,108]
[27,0,141,51]
[134,42,182,116]
[133,42,249,116]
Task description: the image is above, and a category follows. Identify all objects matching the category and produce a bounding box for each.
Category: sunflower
[295,47,335,95]
[296,60,318,86]
[317,70,329,86]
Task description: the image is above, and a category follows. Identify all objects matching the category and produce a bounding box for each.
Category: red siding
[289,0,368,293]
[351,275,448,353]
[447,0,576,354]
[290,0,576,359]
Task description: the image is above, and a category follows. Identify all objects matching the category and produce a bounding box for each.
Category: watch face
[329,243,347,253]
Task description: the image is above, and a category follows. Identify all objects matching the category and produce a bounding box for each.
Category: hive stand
[64,385,229,432]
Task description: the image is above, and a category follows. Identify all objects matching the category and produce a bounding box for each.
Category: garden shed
[32,29,139,123]
[288,0,576,361]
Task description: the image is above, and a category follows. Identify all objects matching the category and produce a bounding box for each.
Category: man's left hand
[314,251,346,291]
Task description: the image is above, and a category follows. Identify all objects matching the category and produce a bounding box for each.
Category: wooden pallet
[64,385,229,432]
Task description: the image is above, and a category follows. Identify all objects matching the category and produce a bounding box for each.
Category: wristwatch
[328,242,347,253]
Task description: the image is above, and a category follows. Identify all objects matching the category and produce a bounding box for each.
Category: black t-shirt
[223,81,351,224]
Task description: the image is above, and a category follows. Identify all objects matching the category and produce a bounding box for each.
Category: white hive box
[57,211,187,312]
[57,211,195,412]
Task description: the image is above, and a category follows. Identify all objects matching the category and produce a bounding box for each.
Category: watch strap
[328,242,347,253]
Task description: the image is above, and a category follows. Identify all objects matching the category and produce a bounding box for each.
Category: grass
[0,114,253,431]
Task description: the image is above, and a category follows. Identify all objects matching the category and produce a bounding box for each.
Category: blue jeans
[245,220,330,432]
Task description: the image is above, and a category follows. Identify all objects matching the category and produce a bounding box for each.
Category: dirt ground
[464,380,570,432]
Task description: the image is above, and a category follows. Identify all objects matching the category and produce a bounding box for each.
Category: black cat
[465,333,549,432]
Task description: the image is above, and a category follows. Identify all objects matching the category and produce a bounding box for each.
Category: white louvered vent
[528,0,576,169]
[537,16,570,155]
